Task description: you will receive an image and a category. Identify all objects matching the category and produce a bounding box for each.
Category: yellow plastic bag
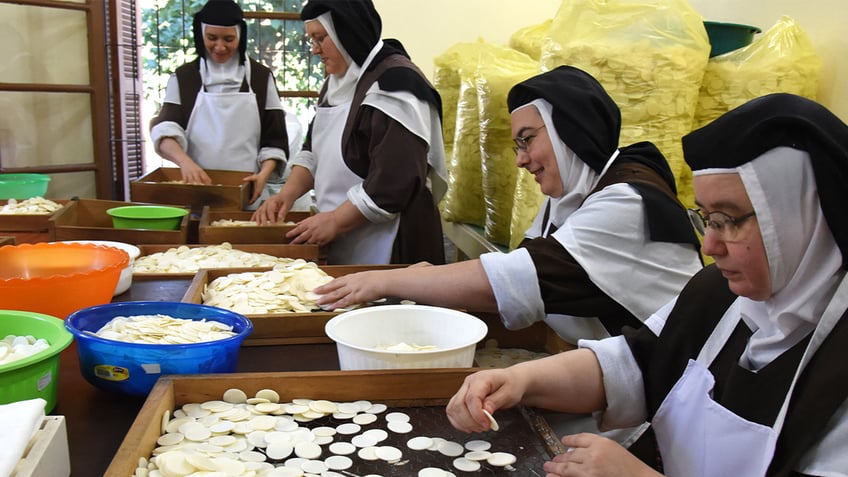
[509,19,552,61]
[541,0,710,209]
[435,41,488,226]
[694,16,821,129]
[434,42,480,162]
[476,46,539,246]
[509,168,545,250]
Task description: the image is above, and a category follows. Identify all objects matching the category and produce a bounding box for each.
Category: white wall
[374,0,848,122]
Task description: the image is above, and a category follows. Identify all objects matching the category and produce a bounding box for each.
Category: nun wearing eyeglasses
[315,66,702,345]
[252,0,447,266]
[149,0,289,208]
[446,93,848,477]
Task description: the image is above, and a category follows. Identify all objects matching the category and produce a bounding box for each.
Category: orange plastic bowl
[0,243,129,319]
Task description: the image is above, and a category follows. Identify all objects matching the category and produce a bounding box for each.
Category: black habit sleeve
[521,236,642,334]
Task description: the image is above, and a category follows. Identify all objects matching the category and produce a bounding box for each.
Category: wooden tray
[48,198,189,244]
[197,206,312,245]
[182,265,574,353]
[183,265,403,346]
[113,274,197,303]
[0,199,69,231]
[0,199,70,243]
[473,311,576,355]
[130,167,252,213]
[134,243,323,277]
[106,370,561,477]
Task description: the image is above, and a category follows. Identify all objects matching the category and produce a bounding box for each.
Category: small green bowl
[106,205,188,231]
[0,310,74,413]
[0,173,51,200]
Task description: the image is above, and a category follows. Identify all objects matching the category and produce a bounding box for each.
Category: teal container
[704,21,762,57]
[0,173,50,200]
[106,205,188,230]
[0,310,74,413]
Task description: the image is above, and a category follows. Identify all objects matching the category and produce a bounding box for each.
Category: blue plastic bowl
[65,301,253,396]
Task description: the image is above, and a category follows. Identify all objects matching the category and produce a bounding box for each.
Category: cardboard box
[183,265,403,346]
[48,199,189,245]
[106,370,559,477]
[197,206,312,245]
[134,243,323,277]
[130,168,252,213]
[13,416,70,477]
[0,199,69,244]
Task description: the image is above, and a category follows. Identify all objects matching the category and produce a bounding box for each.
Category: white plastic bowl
[324,304,488,370]
[56,240,140,295]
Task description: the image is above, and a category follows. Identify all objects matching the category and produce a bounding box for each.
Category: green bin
[704,21,762,57]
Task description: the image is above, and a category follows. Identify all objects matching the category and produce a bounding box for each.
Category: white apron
[652,275,848,477]
[312,101,399,265]
[185,69,266,207]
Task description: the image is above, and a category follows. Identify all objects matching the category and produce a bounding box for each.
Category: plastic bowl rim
[65,301,254,349]
[0,310,74,374]
[106,205,189,219]
[53,240,141,260]
[703,20,762,34]
[0,173,51,185]
[324,304,488,355]
[0,242,130,285]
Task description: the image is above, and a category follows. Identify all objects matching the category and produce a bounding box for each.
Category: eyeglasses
[688,208,757,241]
[512,125,546,155]
[305,34,328,52]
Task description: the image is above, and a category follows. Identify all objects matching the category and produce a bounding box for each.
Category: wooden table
[54,342,341,477]
[51,277,342,477]
[51,276,567,476]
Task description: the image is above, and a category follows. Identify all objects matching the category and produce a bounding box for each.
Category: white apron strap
[771,272,848,434]
[185,63,260,174]
[312,102,399,265]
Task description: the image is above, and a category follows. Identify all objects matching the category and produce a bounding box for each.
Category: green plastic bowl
[0,173,51,200]
[106,205,188,230]
[704,21,762,57]
[0,310,74,413]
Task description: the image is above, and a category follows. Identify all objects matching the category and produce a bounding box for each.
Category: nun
[149,0,288,208]
[253,0,448,266]
[446,93,848,477]
[315,66,703,345]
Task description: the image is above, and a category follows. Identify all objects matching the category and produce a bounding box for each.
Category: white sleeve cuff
[258,147,286,162]
[579,336,648,430]
[347,183,397,223]
[479,248,546,330]
[289,149,317,176]
[257,148,286,183]
[150,121,188,155]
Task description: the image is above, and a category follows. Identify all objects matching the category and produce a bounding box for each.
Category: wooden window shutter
[107,0,144,200]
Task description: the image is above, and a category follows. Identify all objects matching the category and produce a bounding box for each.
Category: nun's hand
[446,368,522,434]
[252,193,292,225]
[180,162,212,185]
[542,433,661,477]
[285,211,339,247]
[242,172,269,203]
[313,271,388,310]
